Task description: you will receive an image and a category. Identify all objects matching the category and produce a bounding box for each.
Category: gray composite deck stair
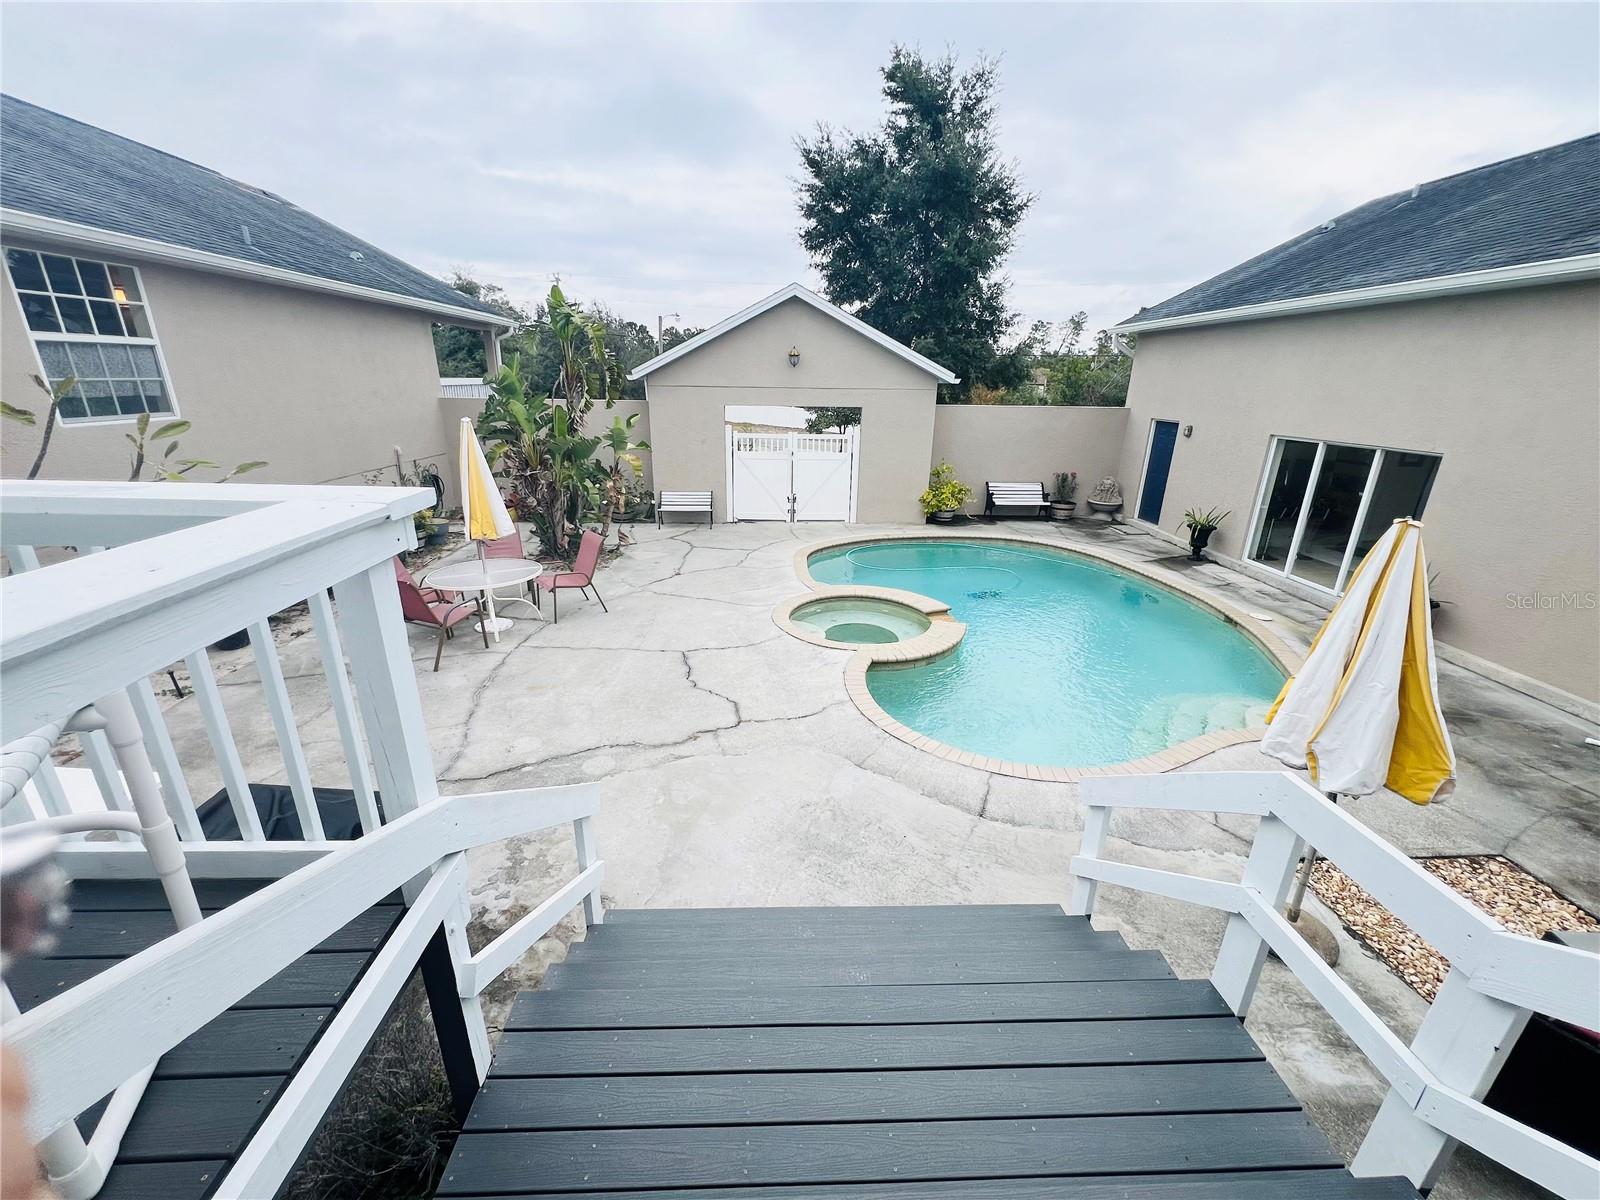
[437,904,1419,1198]
[9,879,406,1200]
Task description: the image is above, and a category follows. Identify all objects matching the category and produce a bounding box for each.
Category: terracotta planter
[1048,501,1076,521]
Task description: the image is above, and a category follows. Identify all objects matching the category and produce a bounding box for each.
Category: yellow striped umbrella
[456,416,516,641]
[1261,518,1455,919]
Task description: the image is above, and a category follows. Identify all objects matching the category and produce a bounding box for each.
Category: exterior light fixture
[788,346,800,368]
[1183,425,1194,438]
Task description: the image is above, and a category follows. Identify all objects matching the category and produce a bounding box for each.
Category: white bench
[657,490,714,528]
[984,481,1049,518]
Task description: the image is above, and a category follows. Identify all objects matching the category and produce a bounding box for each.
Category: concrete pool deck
[164,515,1597,1200]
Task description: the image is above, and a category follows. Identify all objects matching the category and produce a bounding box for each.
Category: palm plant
[545,283,622,435]
[596,413,650,545]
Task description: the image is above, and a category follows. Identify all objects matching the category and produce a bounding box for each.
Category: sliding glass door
[1247,437,1442,594]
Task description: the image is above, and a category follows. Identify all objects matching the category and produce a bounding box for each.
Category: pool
[807,539,1286,768]
[791,596,932,645]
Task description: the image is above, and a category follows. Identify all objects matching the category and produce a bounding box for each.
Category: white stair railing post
[1210,812,1303,1017]
[1351,967,1533,1191]
[1066,804,1110,916]
[332,560,439,823]
[574,814,603,926]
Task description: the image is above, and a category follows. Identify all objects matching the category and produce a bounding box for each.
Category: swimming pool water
[808,540,1286,768]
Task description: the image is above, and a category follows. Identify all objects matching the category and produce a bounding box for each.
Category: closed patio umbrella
[1262,518,1455,919]
[458,415,517,639]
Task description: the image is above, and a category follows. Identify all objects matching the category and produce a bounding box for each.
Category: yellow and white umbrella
[1261,518,1455,916]
[458,416,516,639]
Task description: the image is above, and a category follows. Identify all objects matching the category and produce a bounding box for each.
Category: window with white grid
[5,247,176,423]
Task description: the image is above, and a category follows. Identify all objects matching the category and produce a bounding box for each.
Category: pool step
[1128,694,1272,758]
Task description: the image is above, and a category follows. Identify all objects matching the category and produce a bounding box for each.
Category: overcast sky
[4,3,1596,338]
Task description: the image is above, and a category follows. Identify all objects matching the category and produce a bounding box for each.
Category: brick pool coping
[779,529,1306,784]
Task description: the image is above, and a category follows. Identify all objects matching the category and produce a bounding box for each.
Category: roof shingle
[0,94,503,323]
[1124,134,1600,326]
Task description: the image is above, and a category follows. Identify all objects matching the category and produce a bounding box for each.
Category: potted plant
[920,461,973,523]
[413,507,450,547]
[1049,471,1078,521]
[1178,506,1230,561]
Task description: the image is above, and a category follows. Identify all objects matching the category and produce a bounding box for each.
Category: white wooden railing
[0,481,607,1199]
[1068,770,1600,1199]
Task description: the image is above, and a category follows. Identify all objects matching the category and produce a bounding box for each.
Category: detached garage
[628,284,956,524]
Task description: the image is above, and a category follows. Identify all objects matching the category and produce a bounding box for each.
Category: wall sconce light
[788,346,800,368]
[1182,425,1194,438]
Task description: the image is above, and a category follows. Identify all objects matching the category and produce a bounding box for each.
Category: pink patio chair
[482,530,539,610]
[534,529,608,624]
[393,557,488,670]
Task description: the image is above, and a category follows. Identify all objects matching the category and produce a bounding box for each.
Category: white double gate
[726,428,859,522]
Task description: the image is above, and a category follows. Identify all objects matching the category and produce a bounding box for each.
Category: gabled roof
[0,94,510,327]
[627,283,959,384]
[1121,134,1600,333]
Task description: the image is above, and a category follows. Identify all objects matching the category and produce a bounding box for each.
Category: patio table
[423,558,544,643]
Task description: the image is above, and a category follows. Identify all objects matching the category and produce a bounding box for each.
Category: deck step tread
[545,947,1172,988]
[82,1075,285,1161]
[489,1016,1260,1077]
[7,949,372,1011]
[94,1159,229,1200]
[568,926,1124,961]
[50,905,401,958]
[464,1060,1297,1130]
[153,1006,331,1079]
[440,1169,1419,1199]
[438,1112,1345,1193]
[506,978,1231,1029]
[602,905,1072,931]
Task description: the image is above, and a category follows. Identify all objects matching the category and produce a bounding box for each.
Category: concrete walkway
[169,516,1596,1200]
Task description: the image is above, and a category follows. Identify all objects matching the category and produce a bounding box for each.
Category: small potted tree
[920,461,973,523]
[1049,471,1078,521]
[1178,506,1230,561]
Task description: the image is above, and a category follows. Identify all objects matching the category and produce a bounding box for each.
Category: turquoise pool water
[808,540,1285,767]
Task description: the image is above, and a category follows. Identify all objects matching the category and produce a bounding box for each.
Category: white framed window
[1245,435,1442,594]
[4,247,177,424]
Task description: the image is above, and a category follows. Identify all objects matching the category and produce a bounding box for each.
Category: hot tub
[789,596,932,646]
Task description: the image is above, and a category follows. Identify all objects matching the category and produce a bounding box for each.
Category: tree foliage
[795,47,1033,401]
[801,406,861,433]
[434,274,702,401]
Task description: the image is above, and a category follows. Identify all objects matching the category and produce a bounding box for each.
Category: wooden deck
[438,905,1419,1197]
[8,878,405,1200]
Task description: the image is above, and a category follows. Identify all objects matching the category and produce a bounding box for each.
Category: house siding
[2,249,461,495]
[1116,280,1600,704]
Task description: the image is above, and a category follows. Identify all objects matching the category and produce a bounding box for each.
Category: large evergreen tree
[795,48,1033,400]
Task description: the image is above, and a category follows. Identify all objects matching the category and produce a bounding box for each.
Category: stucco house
[1114,135,1599,712]
[0,95,510,493]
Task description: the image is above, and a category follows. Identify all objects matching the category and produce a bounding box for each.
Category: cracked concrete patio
[163,515,1596,1200]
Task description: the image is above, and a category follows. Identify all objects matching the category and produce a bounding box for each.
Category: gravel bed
[1310,854,1598,1002]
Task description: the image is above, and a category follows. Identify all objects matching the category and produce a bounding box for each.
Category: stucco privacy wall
[643,298,938,522]
[2,254,451,492]
[931,405,1129,505]
[1116,280,1600,704]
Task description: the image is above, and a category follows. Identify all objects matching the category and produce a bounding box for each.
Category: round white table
[423,557,545,642]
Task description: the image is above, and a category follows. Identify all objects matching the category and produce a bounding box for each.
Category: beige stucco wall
[2,247,468,497]
[1117,281,1600,703]
[642,298,939,522]
[931,405,1130,509]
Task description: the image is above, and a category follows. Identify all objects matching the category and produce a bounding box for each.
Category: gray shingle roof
[1124,134,1600,327]
[0,94,504,323]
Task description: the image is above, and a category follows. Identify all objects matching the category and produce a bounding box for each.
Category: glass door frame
[1245,436,1386,595]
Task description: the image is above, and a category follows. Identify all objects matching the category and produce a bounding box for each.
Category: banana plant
[597,413,650,545]
[125,412,267,482]
[545,283,622,435]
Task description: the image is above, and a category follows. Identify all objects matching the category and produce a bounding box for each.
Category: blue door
[1138,420,1179,524]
